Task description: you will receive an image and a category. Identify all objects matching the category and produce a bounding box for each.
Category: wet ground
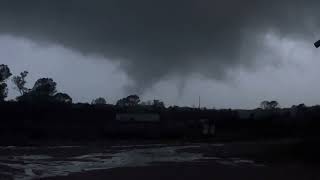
[0,139,319,180]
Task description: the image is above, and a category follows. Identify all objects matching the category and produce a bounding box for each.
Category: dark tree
[116,98,127,107]
[12,71,29,95]
[296,103,307,109]
[0,64,12,101]
[116,95,140,107]
[92,97,107,105]
[0,64,11,82]
[0,83,8,102]
[18,78,58,103]
[260,100,280,110]
[126,95,140,106]
[54,93,73,104]
[32,78,57,96]
[269,101,280,109]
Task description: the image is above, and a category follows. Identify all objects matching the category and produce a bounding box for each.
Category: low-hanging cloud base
[0,0,319,92]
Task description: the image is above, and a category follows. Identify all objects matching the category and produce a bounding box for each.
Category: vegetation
[12,71,29,96]
[54,93,73,104]
[0,65,167,109]
[260,100,280,110]
[92,97,107,105]
[17,78,63,103]
[116,95,140,107]
[0,64,12,101]
[1,64,320,141]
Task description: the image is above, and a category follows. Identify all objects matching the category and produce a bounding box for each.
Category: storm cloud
[0,0,319,92]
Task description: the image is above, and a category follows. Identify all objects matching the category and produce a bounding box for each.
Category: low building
[116,113,160,123]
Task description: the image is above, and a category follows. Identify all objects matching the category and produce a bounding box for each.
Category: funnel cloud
[0,0,319,92]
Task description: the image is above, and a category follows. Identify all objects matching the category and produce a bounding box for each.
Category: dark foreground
[0,139,320,180]
[43,161,318,180]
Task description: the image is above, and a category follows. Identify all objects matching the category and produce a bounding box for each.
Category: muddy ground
[0,139,319,180]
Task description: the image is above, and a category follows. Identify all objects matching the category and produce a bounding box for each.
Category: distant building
[200,119,215,136]
[116,113,160,123]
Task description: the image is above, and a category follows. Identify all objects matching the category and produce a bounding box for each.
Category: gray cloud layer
[0,0,319,93]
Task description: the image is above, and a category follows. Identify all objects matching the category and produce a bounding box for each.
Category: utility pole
[198,96,201,109]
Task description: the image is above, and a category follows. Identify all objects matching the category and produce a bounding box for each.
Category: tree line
[0,64,72,104]
[0,64,282,109]
[0,64,166,108]
[1,64,285,109]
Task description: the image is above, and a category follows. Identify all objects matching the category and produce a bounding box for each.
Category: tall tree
[0,64,11,82]
[18,78,58,103]
[12,71,29,95]
[0,65,12,101]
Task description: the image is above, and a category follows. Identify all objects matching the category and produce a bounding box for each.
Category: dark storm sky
[0,0,320,108]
